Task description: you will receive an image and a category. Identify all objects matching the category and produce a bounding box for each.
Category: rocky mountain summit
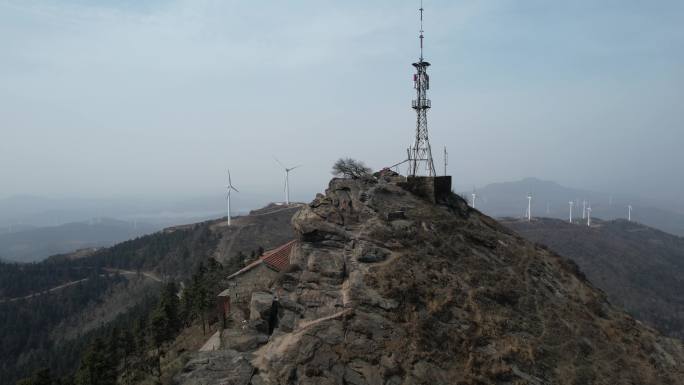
[176,176,684,385]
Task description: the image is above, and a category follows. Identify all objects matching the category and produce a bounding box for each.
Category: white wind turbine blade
[274,157,286,170]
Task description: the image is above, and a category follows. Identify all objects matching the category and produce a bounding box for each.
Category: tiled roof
[262,240,296,271]
[224,240,296,281]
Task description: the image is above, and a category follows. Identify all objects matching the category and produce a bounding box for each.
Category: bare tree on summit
[332,158,371,179]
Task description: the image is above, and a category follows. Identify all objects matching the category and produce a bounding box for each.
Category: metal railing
[412,99,431,109]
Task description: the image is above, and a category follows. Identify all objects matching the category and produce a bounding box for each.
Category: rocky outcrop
[173,350,253,385]
[177,177,684,385]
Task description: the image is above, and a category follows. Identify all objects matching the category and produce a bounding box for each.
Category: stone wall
[398,176,452,204]
[222,263,280,305]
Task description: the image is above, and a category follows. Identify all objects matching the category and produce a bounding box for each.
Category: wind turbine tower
[275,158,301,205]
[225,169,239,226]
[471,189,477,209]
[407,1,436,177]
[569,201,574,223]
[527,193,532,222]
[582,200,587,219]
[587,206,592,227]
[628,204,632,222]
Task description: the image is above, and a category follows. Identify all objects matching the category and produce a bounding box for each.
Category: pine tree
[74,338,116,385]
[148,307,167,380]
[16,368,59,385]
[120,329,134,385]
[148,282,180,380]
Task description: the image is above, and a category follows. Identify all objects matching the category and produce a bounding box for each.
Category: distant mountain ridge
[0,218,160,263]
[0,193,277,229]
[469,178,684,236]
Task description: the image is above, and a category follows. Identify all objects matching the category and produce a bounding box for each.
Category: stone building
[217,240,295,319]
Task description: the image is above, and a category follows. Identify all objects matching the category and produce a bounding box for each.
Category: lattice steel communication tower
[407,1,436,177]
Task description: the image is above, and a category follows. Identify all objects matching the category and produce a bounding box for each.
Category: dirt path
[249,205,304,217]
[0,268,162,303]
[103,268,163,282]
[0,278,91,303]
[199,330,222,351]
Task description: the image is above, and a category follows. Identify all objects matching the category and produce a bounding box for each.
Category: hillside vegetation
[1,204,299,385]
[504,217,684,339]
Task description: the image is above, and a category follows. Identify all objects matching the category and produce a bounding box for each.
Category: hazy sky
[2,0,683,206]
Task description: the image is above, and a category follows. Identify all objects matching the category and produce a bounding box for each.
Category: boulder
[249,291,274,322]
[221,329,269,352]
[173,350,253,385]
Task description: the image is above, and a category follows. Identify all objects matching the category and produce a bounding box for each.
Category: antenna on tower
[443,145,448,176]
[419,0,424,60]
[407,0,436,177]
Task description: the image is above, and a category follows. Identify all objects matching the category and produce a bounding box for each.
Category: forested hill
[0,203,299,385]
[503,217,684,340]
[0,262,94,299]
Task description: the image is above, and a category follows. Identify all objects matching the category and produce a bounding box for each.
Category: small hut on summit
[217,240,296,319]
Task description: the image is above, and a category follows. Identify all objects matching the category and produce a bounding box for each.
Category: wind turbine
[582,200,587,219]
[586,205,592,227]
[471,188,477,209]
[225,169,239,226]
[628,204,632,222]
[527,193,532,222]
[275,158,301,205]
[569,201,574,223]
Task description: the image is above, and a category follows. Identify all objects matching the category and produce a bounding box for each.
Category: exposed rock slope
[179,177,684,385]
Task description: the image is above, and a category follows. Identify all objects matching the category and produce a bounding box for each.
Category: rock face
[178,177,684,385]
[174,350,253,385]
